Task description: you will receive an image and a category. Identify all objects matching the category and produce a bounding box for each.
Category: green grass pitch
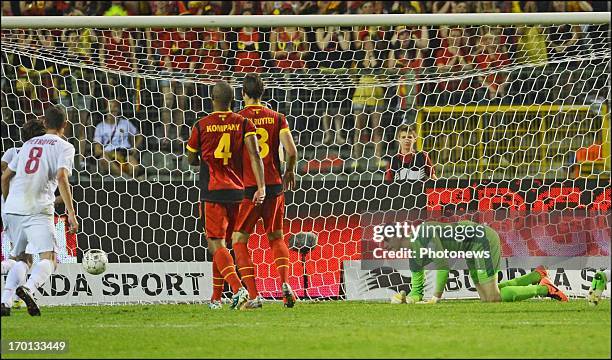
[1,300,610,358]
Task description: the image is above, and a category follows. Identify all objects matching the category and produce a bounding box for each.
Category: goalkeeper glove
[390,290,423,304]
[417,295,441,305]
[390,290,407,304]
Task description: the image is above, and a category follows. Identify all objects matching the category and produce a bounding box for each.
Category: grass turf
[1,300,610,359]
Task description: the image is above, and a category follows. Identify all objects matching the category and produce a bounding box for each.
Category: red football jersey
[187,111,257,203]
[238,105,290,197]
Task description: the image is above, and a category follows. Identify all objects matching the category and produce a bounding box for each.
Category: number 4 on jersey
[214,133,232,165]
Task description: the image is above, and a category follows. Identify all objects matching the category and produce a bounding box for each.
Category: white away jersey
[1,147,20,222]
[1,147,20,165]
[4,134,75,216]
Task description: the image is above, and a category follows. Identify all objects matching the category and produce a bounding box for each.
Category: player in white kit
[1,106,78,316]
[1,119,46,309]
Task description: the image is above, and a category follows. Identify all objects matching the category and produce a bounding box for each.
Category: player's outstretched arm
[279,129,297,191]
[245,134,266,205]
[1,168,15,201]
[57,168,78,234]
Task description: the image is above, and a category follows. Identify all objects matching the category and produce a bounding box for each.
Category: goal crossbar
[1,12,610,29]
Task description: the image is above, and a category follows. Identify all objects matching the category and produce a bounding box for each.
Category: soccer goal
[1,12,610,305]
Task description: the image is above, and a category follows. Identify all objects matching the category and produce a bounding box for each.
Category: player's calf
[1,259,29,311]
[232,233,259,300]
[269,235,290,285]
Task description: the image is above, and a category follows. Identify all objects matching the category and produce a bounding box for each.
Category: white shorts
[4,213,58,257]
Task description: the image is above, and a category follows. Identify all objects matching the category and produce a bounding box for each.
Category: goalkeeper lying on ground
[388,220,568,304]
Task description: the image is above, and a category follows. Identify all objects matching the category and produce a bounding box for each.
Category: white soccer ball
[82,249,108,275]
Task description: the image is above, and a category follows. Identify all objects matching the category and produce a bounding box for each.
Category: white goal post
[1,12,610,305]
[2,12,611,28]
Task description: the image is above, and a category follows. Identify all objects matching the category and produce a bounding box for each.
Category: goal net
[1,13,610,304]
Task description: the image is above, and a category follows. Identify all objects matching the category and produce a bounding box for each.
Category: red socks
[213,248,242,293]
[270,238,290,284]
[233,242,258,299]
[211,261,224,302]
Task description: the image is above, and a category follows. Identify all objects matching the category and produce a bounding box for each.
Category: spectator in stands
[15,30,57,115]
[317,0,345,15]
[386,1,424,14]
[2,1,13,15]
[314,2,351,145]
[351,33,387,167]
[19,0,68,16]
[103,1,128,16]
[231,9,263,73]
[196,27,229,74]
[230,1,263,15]
[353,1,388,52]
[99,28,138,101]
[388,25,426,123]
[512,0,545,64]
[178,1,225,15]
[294,1,318,14]
[433,1,470,13]
[385,124,436,182]
[154,27,201,145]
[436,1,470,40]
[432,1,455,13]
[263,1,292,15]
[270,4,308,71]
[473,32,510,99]
[474,1,501,13]
[567,1,594,12]
[71,1,105,16]
[515,24,547,64]
[148,1,179,15]
[57,20,97,164]
[434,27,472,99]
[93,99,143,179]
[547,1,582,61]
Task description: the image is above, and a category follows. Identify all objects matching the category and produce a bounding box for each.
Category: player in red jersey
[186,81,266,310]
[232,73,298,309]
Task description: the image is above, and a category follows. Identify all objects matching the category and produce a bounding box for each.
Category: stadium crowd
[1,1,609,180]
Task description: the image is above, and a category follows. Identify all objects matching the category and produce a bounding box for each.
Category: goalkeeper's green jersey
[407,220,501,301]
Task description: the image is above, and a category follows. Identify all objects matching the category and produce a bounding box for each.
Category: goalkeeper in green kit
[588,269,610,306]
[388,220,568,304]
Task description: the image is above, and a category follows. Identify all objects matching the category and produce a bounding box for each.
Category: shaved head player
[186,81,266,310]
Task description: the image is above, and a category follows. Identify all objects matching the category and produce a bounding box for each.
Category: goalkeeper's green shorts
[466,226,501,285]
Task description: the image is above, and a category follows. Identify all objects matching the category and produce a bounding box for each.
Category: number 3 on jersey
[256,128,269,159]
[215,129,270,165]
[214,133,232,165]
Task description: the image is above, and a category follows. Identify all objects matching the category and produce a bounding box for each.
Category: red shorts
[199,202,240,240]
[235,193,285,235]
